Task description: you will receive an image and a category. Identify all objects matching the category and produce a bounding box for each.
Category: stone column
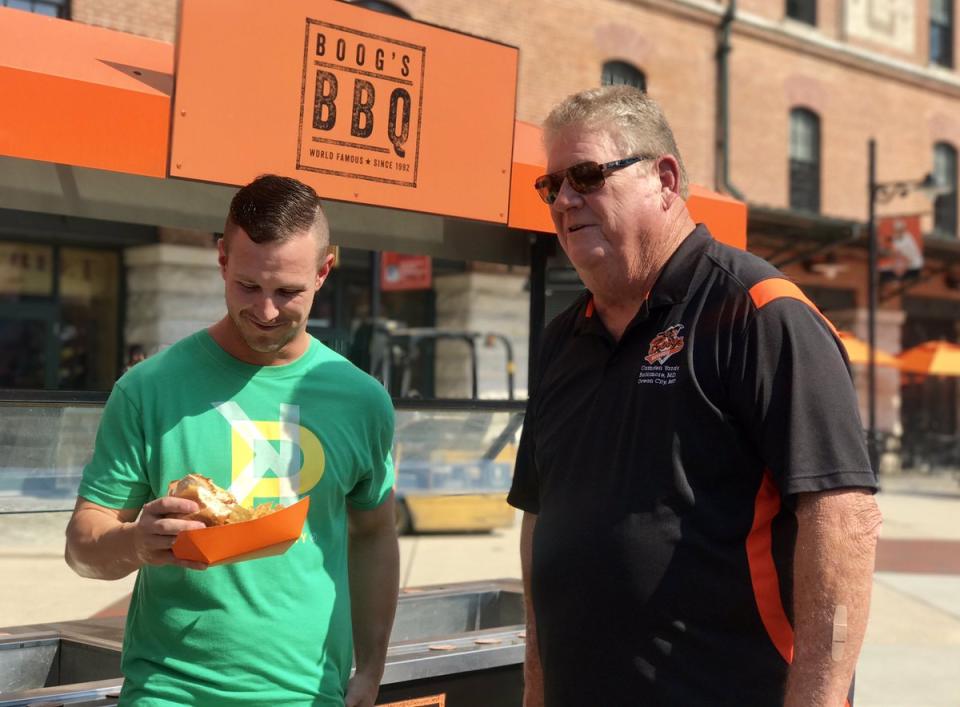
[124,244,224,355]
[432,271,529,400]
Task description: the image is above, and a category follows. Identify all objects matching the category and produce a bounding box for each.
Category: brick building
[3,0,960,468]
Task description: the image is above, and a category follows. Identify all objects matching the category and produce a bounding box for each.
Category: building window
[930,0,954,68]
[0,242,119,390]
[786,0,816,25]
[345,0,411,17]
[601,61,646,92]
[933,142,958,239]
[1,0,69,18]
[789,108,821,213]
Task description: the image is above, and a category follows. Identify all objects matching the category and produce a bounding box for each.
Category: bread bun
[167,474,282,526]
[168,474,241,526]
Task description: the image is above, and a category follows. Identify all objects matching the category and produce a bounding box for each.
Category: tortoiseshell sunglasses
[534,155,657,205]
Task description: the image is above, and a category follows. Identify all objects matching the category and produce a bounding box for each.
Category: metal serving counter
[0,396,528,705]
[0,579,525,706]
[0,397,525,535]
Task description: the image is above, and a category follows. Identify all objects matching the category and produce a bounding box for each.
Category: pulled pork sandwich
[167,474,281,526]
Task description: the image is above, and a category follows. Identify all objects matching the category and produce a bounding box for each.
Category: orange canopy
[0,8,746,250]
[837,331,899,367]
[0,7,172,177]
[897,340,960,377]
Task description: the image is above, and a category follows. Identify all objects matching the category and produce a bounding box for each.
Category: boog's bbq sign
[297,20,425,187]
[171,0,518,224]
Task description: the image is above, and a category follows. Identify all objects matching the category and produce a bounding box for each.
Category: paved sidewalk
[2,472,959,705]
[856,473,960,707]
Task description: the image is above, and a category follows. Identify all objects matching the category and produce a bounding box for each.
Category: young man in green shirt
[65,175,399,707]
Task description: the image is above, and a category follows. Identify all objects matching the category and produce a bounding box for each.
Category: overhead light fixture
[809,261,849,279]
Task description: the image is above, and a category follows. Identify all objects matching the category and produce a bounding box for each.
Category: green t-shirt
[78,331,395,706]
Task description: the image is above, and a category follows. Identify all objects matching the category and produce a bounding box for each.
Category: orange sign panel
[377,696,445,707]
[298,21,424,186]
[172,0,518,223]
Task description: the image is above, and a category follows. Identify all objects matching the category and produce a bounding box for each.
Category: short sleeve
[507,400,539,513]
[346,386,396,510]
[78,384,153,509]
[727,298,877,498]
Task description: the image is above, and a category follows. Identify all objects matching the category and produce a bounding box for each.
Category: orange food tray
[172,497,310,565]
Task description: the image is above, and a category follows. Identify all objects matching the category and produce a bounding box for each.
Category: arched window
[346,0,411,17]
[786,0,816,25]
[1,0,68,17]
[933,142,958,238]
[601,61,646,92]
[789,108,821,213]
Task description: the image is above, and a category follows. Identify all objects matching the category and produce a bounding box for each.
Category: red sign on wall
[381,252,432,291]
[878,214,924,279]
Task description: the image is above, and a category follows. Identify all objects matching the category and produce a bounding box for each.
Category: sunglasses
[534,155,657,205]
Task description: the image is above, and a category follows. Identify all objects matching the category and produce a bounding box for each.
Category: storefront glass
[0,241,119,391]
[306,246,527,400]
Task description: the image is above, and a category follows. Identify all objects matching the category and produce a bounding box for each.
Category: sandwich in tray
[168,474,310,565]
[167,474,283,526]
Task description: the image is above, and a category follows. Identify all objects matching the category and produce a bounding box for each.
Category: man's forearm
[520,512,544,707]
[65,512,141,580]
[349,524,399,680]
[785,490,882,707]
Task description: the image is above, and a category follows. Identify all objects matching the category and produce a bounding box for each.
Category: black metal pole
[528,233,548,393]
[867,139,879,474]
[370,251,382,322]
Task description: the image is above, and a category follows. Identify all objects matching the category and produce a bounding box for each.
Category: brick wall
[71,0,177,42]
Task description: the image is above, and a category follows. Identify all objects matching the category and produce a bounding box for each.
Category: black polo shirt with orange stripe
[508,225,876,707]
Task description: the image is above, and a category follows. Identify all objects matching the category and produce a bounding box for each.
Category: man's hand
[66,496,209,579]
[344,670,379,707]
[130,496,210,570]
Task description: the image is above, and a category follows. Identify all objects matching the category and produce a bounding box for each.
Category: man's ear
[316,251,336,290]
[657,155,683,208]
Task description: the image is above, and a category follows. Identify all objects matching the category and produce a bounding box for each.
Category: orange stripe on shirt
[748,278,838,337]
[746,469,795,664]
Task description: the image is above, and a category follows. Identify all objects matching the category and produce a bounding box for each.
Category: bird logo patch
[644,324,685,365]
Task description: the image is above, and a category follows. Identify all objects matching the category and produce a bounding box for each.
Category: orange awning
[507,121,746,249]
[2,8,745,250]
[897,340,960,377]
[837,331,899,367]
[0,8,172,178]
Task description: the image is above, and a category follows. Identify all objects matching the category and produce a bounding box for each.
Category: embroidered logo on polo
[638,324,684,386]
[213,402,325,506]
[645,324,685,364]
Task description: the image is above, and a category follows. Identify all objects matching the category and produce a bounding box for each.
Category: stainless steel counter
[0,579,525,706]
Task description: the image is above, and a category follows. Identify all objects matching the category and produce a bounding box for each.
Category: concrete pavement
[2,472,958,705]
[856,473,960,707]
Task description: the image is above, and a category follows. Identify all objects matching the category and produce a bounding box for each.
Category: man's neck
[591,211,696,342]
[208,318,309,366]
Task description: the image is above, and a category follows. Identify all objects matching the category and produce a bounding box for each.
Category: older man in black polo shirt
[508,85,882,707]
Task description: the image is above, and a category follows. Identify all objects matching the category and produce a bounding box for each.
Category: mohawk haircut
[225,174,329,248]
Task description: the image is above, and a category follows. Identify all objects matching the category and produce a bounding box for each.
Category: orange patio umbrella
[897,340,960,377]
[837,331,899,367]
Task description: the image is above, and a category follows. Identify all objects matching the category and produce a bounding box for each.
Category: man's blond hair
[544,86,689,198]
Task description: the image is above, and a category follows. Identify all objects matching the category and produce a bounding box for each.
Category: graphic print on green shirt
[78,331,395,706]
